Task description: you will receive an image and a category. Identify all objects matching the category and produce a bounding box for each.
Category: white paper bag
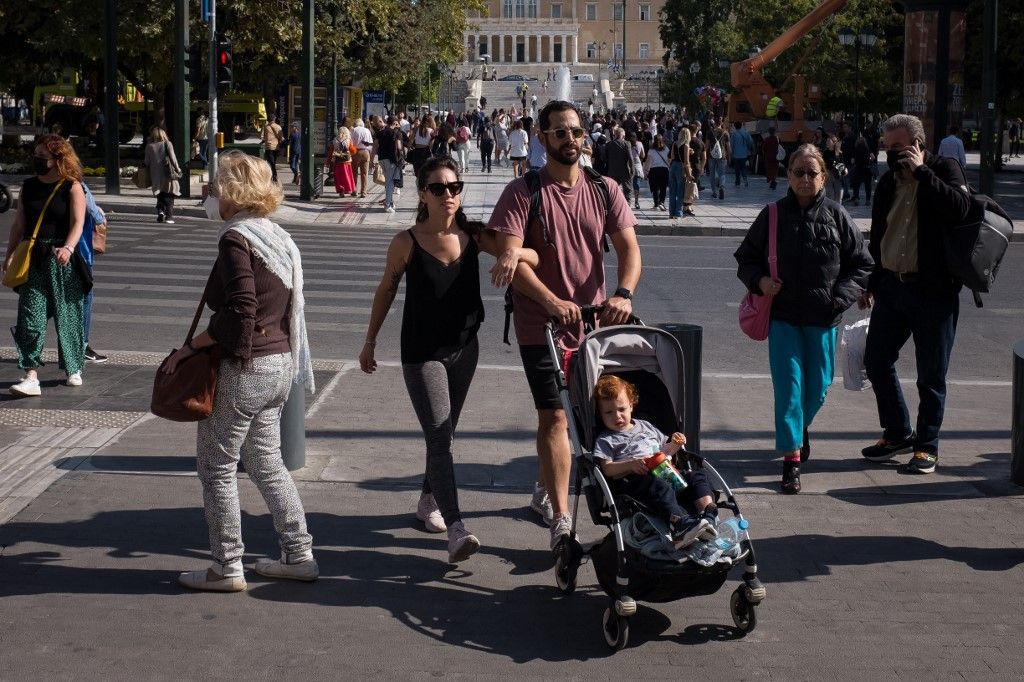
[840,317,871,391]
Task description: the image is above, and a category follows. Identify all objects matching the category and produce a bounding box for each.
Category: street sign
[363,90,385,119]
[201,0,211,23]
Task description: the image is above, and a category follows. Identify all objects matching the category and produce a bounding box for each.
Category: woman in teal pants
[734,144,873,494]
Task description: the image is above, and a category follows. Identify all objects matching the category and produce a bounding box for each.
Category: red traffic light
[219,51,229,65]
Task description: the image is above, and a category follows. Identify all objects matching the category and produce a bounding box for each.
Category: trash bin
[1012,341,1024,486]
[280,381,306,472]
[657,323,702,454]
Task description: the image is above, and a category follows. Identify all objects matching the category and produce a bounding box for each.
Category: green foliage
[964,0,1024,116]
[658,0,902,117]
[0,0,482,105]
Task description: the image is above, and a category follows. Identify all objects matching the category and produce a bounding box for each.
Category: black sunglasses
[544,127,586,140]
[791,169,821,179]
[424,181,464,197]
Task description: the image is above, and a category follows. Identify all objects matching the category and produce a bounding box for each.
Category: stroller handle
[544,304,642,332]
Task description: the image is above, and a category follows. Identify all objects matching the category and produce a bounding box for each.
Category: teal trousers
[767,320,837,452]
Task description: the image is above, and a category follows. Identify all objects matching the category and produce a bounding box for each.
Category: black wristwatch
[613,287,633,300]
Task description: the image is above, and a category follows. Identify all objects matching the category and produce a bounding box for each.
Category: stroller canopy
[571,326,688,449]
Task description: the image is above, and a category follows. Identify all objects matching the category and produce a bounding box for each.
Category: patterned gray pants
[196,353,312,575]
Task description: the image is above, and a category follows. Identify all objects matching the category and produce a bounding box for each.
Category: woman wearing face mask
[734,144,873,494]
[171,150,317,592]
[359,156,540,564]
[3,134,91,396]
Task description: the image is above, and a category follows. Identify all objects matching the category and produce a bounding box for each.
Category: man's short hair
[386,116,397,125]
[539,100,581,131]
[733,121,742,129]
[883,114,927,145]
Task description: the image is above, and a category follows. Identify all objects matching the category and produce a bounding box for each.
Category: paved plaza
[0,154,1023,680]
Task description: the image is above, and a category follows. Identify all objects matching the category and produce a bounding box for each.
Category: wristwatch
[613,287,633,300]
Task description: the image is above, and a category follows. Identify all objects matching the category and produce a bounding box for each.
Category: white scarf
[219,214,315,394]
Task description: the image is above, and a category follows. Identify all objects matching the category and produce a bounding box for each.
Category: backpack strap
[581,165,612,252]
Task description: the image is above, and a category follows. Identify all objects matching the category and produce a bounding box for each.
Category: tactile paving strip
[0,408,147,428]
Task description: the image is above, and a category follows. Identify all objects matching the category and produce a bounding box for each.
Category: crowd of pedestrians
[0,102,976,590]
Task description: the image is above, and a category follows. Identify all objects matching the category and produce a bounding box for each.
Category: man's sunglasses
[544,127,586,140]
[424,181,465,197]
[790,169,821,179]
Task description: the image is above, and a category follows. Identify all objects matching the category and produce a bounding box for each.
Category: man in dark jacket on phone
[859,113,971,475]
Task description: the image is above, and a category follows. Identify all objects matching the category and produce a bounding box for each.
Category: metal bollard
[1012,341,1024,486]
[657,323,703,454]
[280,381,306,472]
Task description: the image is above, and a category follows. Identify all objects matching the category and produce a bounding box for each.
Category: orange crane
[727,0,850,143]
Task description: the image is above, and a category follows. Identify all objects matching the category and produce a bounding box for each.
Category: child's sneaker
[699,507,719,536]
[672,517,714,549]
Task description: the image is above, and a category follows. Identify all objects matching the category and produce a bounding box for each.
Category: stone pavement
[1,350,1023,678]
[3,149,1024,239]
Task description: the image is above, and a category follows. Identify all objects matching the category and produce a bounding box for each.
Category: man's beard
[546,141,580,166]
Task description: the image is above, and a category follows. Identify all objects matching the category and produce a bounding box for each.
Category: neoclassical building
[463,0,667,75]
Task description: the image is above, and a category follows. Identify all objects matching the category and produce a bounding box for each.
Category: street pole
[207,0,219,182]
[853,40,860,134]
[174,0,190,198]
[621,0,627,77]
[102,0,120,195]
[331,8,338,140]
[299,0,314,200]
[980,0,997,196]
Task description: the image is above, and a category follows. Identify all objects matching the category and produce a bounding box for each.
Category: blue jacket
[80,183,105,267]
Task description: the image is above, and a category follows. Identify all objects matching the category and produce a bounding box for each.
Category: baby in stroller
[593,375,719,549]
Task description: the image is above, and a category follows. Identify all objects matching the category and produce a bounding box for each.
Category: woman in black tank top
[360,157,540,564]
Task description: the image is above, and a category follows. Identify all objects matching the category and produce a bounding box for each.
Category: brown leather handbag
[151,291,219,422]
[92,222,108,254]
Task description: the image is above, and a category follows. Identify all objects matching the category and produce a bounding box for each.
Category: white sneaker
[416,493,447,533]
[66,371,83,387]
[530,483,554,526]
[253,556,319,582]
[394,189,401,197]
[447,521,480,563]
[9,376,41,396]
[549,513,574,551]
[178,568,246,592]
[385,206,395,213]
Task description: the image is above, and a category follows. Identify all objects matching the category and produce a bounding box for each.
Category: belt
[889,270,919,283]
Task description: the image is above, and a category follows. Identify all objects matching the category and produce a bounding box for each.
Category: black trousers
[156,192,175,220]
[264,148,280,180]
[613,469,714,530]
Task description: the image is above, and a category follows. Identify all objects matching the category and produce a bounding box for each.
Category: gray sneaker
[549,514,574,551]
[530,483,554,527]
[447,521,481,563]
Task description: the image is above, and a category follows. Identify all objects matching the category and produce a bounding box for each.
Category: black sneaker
[699,506,719,536]
[899,451,937,474]
[84,345,108,363]
[719,188,725,200]
[781,461,801,494]
[801,428,810,463]
[861,432,916,462]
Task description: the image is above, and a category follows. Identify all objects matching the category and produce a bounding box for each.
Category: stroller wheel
[730,587,758,634]
[602,606,630,650]
[554,548,578,595]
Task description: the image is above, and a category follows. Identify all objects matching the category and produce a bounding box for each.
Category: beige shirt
[262,122,284,151]
[880,174,919,273]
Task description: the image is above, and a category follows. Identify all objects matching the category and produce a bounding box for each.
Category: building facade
[463,0,666,75]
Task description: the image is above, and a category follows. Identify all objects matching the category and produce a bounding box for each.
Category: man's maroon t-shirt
[488,167,636,348]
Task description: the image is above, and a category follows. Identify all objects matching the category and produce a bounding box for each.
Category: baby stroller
[548,306,767,650]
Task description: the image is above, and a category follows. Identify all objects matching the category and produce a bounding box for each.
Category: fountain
[553,66,572,104]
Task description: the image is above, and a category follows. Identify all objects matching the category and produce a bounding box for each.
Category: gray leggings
[401,337,479,526]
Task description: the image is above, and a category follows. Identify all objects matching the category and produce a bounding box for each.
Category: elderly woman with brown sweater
[166,150,317,592]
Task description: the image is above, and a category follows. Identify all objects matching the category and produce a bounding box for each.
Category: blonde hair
[213,150,283,216]
[677,127,692,146]
[148,126,170,143]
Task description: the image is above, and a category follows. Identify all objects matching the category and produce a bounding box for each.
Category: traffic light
[187,42,204,90]
[216,34,233,89]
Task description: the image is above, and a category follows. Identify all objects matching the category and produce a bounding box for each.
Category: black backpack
[502,167,611,344]
[431,136,451,159]
[592,136,609,175]
[944,187,1013,308]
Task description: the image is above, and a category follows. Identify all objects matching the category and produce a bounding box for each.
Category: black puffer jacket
[868,150,971,294]
[735,190,874,328]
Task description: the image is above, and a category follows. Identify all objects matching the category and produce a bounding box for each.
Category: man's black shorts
[518,344,563,411]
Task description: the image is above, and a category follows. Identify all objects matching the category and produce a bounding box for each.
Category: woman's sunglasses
[424,181,465,197]
[790,169,821,179]
[545,127,586,140]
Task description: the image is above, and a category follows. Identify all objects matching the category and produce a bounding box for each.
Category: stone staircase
[473,80,604,113]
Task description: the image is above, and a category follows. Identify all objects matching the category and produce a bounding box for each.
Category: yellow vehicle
[34,69,267,144]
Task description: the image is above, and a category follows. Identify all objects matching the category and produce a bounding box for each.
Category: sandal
[781,460,801,495]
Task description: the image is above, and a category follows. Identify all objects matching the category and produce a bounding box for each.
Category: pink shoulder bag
[738,202,778,341]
